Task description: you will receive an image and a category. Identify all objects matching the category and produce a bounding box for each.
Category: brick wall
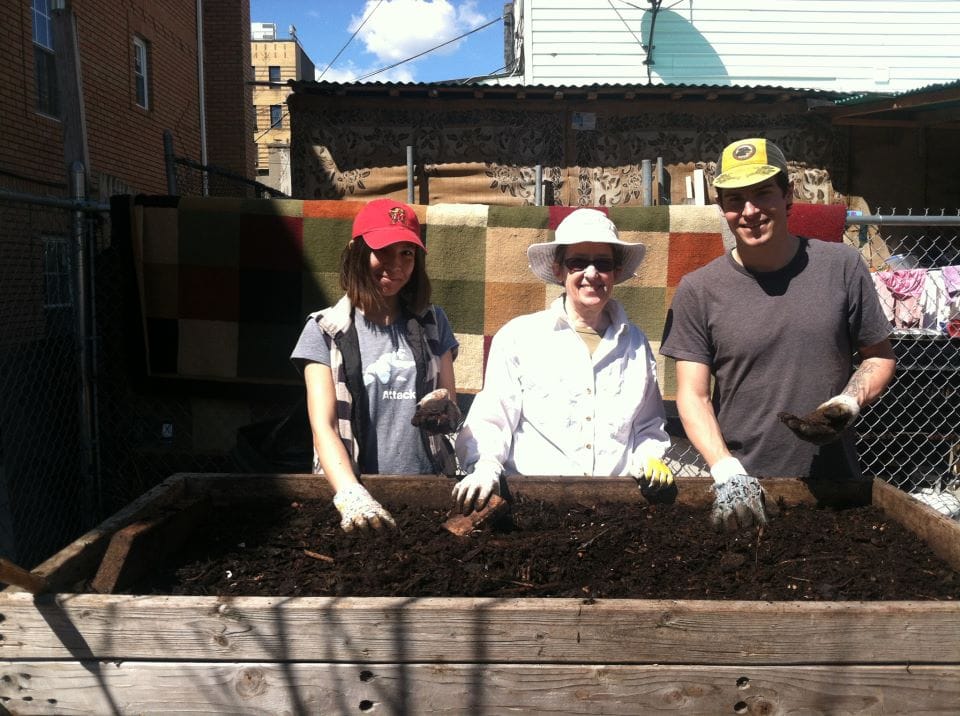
[0,0,250,198]
[204,0,256,191]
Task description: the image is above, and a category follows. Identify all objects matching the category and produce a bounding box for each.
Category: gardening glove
[411,388,462,435]
[709,457,771,531]
[778,395,860,446]
[332,483,396,533]
[631,455,675,493]
[452,468,500,515]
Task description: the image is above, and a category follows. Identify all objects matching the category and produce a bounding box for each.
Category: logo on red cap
[388,207,406,225]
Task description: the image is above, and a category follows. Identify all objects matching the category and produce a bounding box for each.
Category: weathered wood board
[1,474,959,715]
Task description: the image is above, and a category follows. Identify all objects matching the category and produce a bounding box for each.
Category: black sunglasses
[562,257,617,273]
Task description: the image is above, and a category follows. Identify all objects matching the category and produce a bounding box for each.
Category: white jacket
[456,296,670,477]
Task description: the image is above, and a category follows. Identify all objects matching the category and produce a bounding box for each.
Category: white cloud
[350,0,486,65]
[316,62,414,84]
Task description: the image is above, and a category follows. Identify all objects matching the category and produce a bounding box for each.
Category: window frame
[42,235,73,309]
[32,0,58,117]
[133,35,150,109]
[268,65,281,84]
[269,104,283,128]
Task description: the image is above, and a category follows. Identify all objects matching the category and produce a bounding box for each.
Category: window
[270,105,283,128]
[43,236,72,309]
[133,36,149,109]
[32,0,58,117]
[268,65,281,84]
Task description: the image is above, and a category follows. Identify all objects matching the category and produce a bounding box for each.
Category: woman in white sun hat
[453,208,673,514]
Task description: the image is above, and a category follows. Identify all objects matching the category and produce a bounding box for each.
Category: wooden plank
[1,593,958,665]
[88,494,210,594]
[873,479,960,572]
[184,473,876,512]
[2,475,188,594]
[2,662,959,715]
[0,558,48,595]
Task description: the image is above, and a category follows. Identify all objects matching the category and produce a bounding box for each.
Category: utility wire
[254,10,502,142]
[355,16,501,82]
[318,0,384,80]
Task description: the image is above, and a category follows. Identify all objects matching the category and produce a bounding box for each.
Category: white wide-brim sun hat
[527,208,646,286]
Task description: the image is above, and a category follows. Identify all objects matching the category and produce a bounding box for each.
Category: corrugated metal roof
[289,79,851,104]
[828,79,960,128]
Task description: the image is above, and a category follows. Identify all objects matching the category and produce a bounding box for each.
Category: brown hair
[715,171,791,205]
[340,238,432,315]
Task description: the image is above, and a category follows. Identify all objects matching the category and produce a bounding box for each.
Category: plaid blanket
[120,196,738,399]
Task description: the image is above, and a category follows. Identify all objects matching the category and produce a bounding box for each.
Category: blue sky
[249,0,511,83]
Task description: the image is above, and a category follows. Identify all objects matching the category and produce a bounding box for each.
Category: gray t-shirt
[660,238,891,480]
[291,306,458,474]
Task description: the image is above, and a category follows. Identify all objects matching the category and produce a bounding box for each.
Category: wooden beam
[5,662,960,714]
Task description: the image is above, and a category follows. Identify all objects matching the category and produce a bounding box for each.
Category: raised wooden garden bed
[2,473,960,714]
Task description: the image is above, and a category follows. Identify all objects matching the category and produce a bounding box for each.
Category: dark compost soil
[131,496,960,601]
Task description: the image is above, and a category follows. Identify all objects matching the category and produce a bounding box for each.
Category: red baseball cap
[352,198,425,251]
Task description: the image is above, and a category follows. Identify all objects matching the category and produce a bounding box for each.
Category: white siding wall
[520,0,960,91]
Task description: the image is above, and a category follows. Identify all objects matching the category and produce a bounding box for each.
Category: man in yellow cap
[660,137,896,530]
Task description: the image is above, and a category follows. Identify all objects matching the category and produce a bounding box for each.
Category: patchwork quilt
[119,196,843,400]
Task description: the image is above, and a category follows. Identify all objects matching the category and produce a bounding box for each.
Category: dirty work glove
[777,395,860,446]
[631,455,675,493]
[709,457,770,531]
[333,483,397,533]
[452,469,500,515]
[411,388,462,435]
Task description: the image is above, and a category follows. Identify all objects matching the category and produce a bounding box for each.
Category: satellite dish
[288,24,297,38]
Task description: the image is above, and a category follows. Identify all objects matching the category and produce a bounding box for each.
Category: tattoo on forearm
[843,361,878,401]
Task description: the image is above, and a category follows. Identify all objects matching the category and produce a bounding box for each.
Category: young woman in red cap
[291,199,459,532]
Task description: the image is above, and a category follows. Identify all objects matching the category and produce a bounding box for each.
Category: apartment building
[251,22,315,195]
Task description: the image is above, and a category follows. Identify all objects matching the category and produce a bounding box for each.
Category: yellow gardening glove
[631,455,675,493]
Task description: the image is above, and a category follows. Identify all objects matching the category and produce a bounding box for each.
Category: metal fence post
[641,159,653,206]
[71,162,98,524]
[406,146,415,205]
[534,164,543,206]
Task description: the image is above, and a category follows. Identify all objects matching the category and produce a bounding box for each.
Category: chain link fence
[0,193,90,567]
[3,189,959,568]
[163,129,286,199]
[852,212,960,513]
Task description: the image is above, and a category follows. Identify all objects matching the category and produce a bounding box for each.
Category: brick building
[0,0,254,567]
[250,22,315,195]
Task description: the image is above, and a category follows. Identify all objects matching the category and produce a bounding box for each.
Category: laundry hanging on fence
[873,266,960,336]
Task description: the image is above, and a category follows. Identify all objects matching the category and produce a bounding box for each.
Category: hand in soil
[452,470,500,514]
[778,396,858,446]
[332,483,397,532]
[632,456,675,492]
[411,388,462,434]
[711,474,775,531]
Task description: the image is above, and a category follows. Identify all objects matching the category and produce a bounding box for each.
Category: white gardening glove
[411,388,462,435]
[631,454,675,493]
[452,469,500,515]
[815,394,860,430]
[709,456,771,531]
[778,394,860,446]
[332,483,396,533]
